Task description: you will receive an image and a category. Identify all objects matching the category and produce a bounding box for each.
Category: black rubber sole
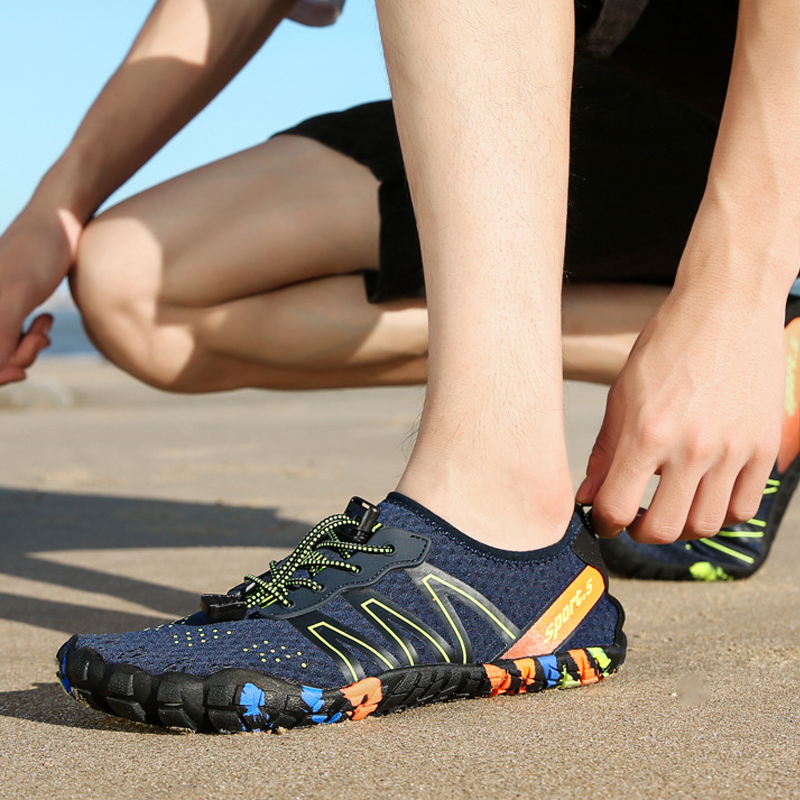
[57,637,626,733]
[599,455,800,581]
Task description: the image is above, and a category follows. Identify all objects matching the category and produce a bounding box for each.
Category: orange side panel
[779,319,800,473]
[501,566,604,659]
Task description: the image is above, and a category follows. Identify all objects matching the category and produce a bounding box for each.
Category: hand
[0,206,82,384]
[0,314,54,384]
[577,286,785,543]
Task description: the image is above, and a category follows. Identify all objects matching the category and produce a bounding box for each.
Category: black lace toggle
[200,593,249,621]
[342,497,382,544]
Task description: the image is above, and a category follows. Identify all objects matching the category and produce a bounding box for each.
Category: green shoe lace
[243,513,391,608]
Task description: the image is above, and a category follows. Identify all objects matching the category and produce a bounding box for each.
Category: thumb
[576,392,624,505]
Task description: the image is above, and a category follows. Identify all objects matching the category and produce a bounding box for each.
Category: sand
[1,358,798,800]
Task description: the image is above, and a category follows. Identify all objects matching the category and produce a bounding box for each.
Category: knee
[70,212,197,392]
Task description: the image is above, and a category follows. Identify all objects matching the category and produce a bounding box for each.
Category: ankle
[396,459,575,551]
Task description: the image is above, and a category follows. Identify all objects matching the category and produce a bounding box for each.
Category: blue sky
[0,1,389,232]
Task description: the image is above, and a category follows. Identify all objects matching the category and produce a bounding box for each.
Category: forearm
[581,3,800,541]
[676,0,800,305]
[31,0,294,221]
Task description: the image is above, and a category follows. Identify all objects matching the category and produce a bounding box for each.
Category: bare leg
[72,135,428,390]
[376,0,578,548]
[148,273,430,391]
[72,131,668,394]
[562,284,667,384]
[152,278,665,389]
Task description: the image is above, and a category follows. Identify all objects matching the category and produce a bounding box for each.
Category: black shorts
[276,0,739,303]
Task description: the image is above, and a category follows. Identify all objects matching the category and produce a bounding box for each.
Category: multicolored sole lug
[56,639,625,733]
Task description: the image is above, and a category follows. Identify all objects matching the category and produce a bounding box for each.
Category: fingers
[576,388,623,506]
[583,375,779,543]
[721,455,775,529]
[14,314,53,367]
[588,436,659,537]
[679,468,739,540]
[0,280,33,368]
[0,314,53,387]
[628,464,724,543]
[579,387,659,538]
[613,449,774,544]
[0,311,21,370]
[0,364,28,384]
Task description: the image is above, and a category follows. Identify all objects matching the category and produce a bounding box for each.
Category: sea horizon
[41,308,98,358]
[29,291,98,359]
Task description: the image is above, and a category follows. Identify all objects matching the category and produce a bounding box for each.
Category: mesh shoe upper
[71,494,622,688]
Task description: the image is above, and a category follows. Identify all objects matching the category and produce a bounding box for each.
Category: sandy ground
[1,357,798,800]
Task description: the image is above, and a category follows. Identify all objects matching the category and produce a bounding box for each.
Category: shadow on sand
[0,682,185,735]
[0,488,313,732]
[0,488,309,633]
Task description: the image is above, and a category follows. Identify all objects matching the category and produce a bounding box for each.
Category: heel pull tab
[572,505,610,584]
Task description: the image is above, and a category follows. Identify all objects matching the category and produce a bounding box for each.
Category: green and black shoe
[599,463,799,581]
[599,299,800,581]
